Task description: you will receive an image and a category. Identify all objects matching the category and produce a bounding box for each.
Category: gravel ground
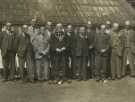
[0,76,134,102]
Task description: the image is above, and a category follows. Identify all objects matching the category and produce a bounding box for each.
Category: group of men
[0,19,135,85]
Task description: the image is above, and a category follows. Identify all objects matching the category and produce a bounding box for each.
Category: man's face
[101,25,106,30]
[79,27,85,35]
[7,26,11,31]
[125,24,130,29]
[56,26,62,30]
[106,24,111,29]
[106,21,111,28]
[11,26,15,32]
[40,27,45,34]
[56,23,63,30]
[125,21,131,29]
[46,22,52,29]
[87,24,92,29]
[23,27,28,33]
[113,25,119,31]
[67,25,72,32]
[46,25,51,29]
[87,21,92,28]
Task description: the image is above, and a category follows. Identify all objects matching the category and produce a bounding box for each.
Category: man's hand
[41,51,46,55]
[101,49,106,53]
[61,47,66,51]
[89,45,93,49]
[56,48,61,52]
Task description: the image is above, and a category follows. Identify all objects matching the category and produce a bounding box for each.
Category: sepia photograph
[0,0,135,102]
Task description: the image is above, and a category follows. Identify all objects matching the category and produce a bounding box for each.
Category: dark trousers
[53,53,66,80]
[26,53,35,81]
[88,50,95,78]
[65,54,74,79]
[72,55,77,78]
[122,48,135,76]
[49,54,54,80]
[2,52,16,80]
[18,57,26,80]
[107,50,111,78]
[111,52,122,79]
[75,56,88,80]
[18,54,35,81]
[95,55,108,80]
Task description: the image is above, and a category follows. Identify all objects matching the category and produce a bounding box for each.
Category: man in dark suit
[120,21,135,77]
[74,26,89,81]
[65,25,75,79]
[105,21,112,78]
[94,24,110,82]
[110,23,123,80]
[87,21,96,78]
[17,25,34,82]
[1,23,18,81]
[49,23,68,85]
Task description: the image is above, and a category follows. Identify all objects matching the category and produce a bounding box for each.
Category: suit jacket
[94,31,110,56]
[87,29,96,50]
[1,31,18,57]
[17,32,31,58]
[65,31,76,56]
[49,34,68,56]
[74,34,89,57]
[0,31,5,48]
[32,34,50,59]
[120,29,135,54]
[28,26,38,42]
[110,31,123,56]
